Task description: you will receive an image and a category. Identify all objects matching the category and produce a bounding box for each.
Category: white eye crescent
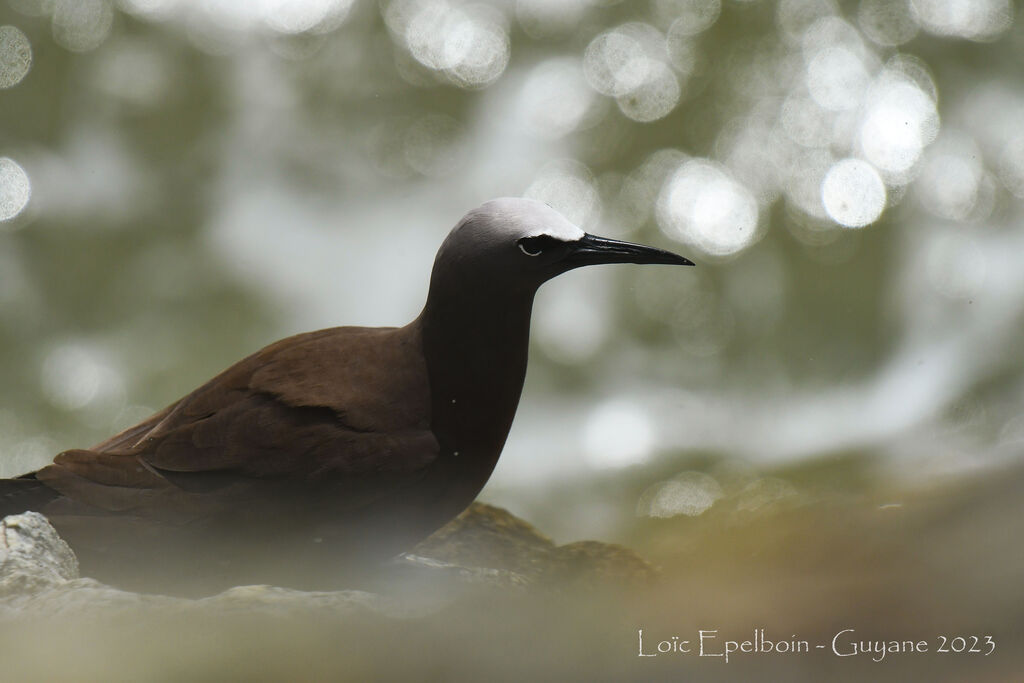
[517,235,555,256]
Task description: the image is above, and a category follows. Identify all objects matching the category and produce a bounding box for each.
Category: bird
[0,198,692,593]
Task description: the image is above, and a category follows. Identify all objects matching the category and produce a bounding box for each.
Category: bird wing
[34,325,438,521]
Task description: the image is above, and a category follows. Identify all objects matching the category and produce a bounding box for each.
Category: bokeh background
[1,0,1023,680]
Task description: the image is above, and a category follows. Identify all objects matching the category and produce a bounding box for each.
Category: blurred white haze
[1,0,1023,532]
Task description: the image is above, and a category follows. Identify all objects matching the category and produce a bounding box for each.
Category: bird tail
[0,476,60,518]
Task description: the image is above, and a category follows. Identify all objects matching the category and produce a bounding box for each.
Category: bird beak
[564,233,695,268]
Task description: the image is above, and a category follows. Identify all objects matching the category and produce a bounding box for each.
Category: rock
[411,502,560,579]
[0,512,79,602]
[413,502,659,587]
[9,578,178,615]
[547,540,660,587]
[194,585,435,619]
[390,554,532,591]
[0,513,182,614]
[0,502,655,615]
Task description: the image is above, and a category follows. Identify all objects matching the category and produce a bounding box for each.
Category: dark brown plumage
[0,198,691,593]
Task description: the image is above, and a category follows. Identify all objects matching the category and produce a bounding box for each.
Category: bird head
[432,197,693,294]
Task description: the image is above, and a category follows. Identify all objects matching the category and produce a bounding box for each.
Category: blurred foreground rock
[0,503,654,617]
[413,502,658,587]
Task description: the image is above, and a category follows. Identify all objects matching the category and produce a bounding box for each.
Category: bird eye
[518,235,556,256]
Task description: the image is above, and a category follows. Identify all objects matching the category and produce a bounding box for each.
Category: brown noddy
[0,197,692,592]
